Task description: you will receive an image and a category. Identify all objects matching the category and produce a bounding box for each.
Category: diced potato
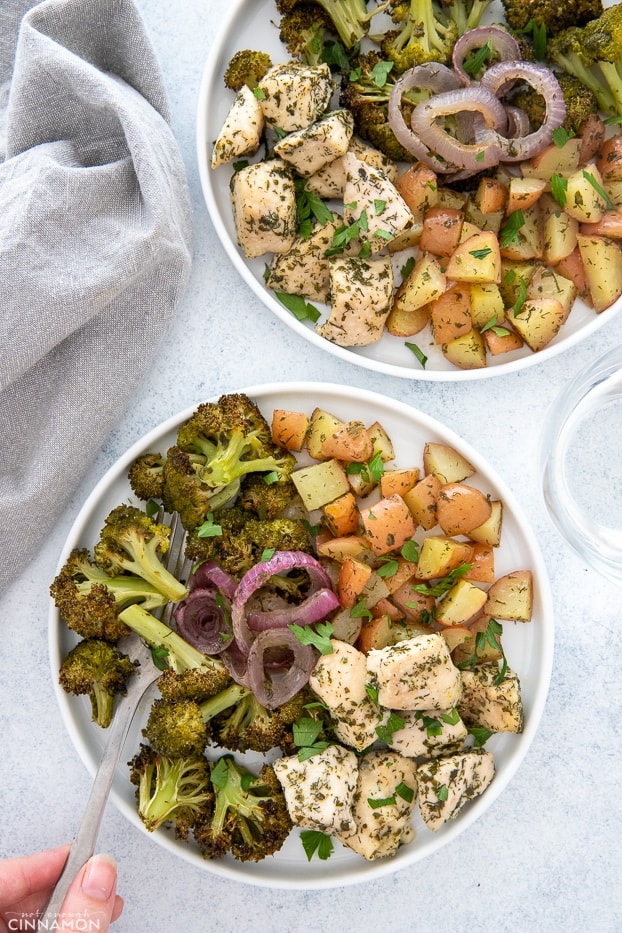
[499,204,543,261]
[385,296,430,338]
[483,325,524,356]
[463,543,495,584]
[320,420,373,463]
[271,409,309,452]
[510,297,567,351]
[414,536,474,580]
[451,612,504,666]
[442,327,487,369]
[507,176,546,214]
[576,233,622,312]
[389,252,447,320]
[521,138,581,179]
[580,209,622,238]
[395,162,439,218]
[368,421,396,462]
[543,209,579,265]
[468,499,503,547]
[596,134,622,183]
[381,557,418,595]
[474,177,507,214]
[380,468,420,499]
[445,231,501,283]
[526,266,577,317]
[485,569,533,622]
[563,165,608,223]
[291,458,350,511]
[463,199,504,234]
[360,494,416,556]
[338,557,373,609]
[499,260,537,306]
[419,206,464,256]
[402,473,441,530]
[439,624,473,654]
[423,443,475,484]
[435,579,488,627]
[316,533,374,564]
[469,283,505,331]
[555,244,590,300]
[322,491,360,537]
[305,407,344,460]
[390,580,436,624]
[436,483,492,537]
[429,283,472,345]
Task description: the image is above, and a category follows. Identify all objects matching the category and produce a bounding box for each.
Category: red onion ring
[388,62,461,169]
[452,26,522,86]
[245,627,316,708]
[409,86,508,172]
[246,586,340,632]
[173,588,234,654]
[480,60,567,162]
[189,560,237,599]
[231,550,335,654]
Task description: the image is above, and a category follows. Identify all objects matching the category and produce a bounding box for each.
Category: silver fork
[38,511,189,929]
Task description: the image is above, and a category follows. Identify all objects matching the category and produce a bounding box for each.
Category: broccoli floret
[339,50,420,161]
[161,445,219,530]
[194,756,292,862]
[58,638,138,728]
[500,0,603,36]
[93,505,188,604]
[127,452,167,503]
[223,49,273,91]
[129,744,213,837]
[118,604,231,696]
[143,684,248,758]
[548,15,622,117]
[276,0,389,49]
[438,0,493,34]
[582,5,622,116]
[238,472,301,518]
[50,548,168,642]
[184,506,312,575]
[278,4,336,66]
[511,71,599,135]
[172,394,296,518]
[213,688,308,754]
[380,0,459,73]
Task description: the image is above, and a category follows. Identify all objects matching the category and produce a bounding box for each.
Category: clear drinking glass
[541,345,622,585]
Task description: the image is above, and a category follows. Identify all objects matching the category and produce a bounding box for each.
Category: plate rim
[48,380,555,888]
[195,0,621,382]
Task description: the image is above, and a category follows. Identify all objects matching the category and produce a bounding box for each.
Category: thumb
[57,853,122,929]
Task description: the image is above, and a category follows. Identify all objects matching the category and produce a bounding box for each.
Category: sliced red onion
[173,588,233,654]
[388,62,461,169]
[231,550,334,654]
[452,26,522,86]
[409,86,508,172]
[505,105,531,139]
[247,586,340,632]
[189,560,237,599]
[245,627,316,708]
[480,60,567,162]
[220,640,252,687]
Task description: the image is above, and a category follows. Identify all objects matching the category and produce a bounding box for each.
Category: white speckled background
[1,1,621,930]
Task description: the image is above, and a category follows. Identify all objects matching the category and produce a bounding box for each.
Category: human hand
[0,845,123,932]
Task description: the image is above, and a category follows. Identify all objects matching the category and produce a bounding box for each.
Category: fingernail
[81,853,117,901]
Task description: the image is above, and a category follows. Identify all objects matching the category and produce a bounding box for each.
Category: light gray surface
[1,1,621,931]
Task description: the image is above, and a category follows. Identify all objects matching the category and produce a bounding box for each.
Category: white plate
[49,382,554,888]
[196,0,621,381]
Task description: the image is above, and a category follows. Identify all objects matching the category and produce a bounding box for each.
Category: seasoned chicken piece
[306,136,399,199]
[389,707,468,758]
[337,750,418,861]
[230,158,297,259]
[274,109,354,177]
[211,84,264,168]
[265,214,341,302]
[416,748,495,831]
[309,639,386,751]
[366,633,463,711]
[458,666,524,734]
[342,152,414,254]
[257,61,334,133]
[272,743,358,834]
[316,255,394,347]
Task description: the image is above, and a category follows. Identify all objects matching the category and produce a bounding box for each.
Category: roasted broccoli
[129,744,213,837]
[237,472,301,519]
[380,0,459,73]
[339,50,420,161]
[118,603,231,695]
[275,0,389,49]
[194,756,292,861]
[500,0,603,35]
[223,49,273,91]
[510,71,600,135]
[548,6,622,118]
[58,638,138,728]
[50,548,169,642]
[143,685,248,758]
[184,506,312,575]
[438,0,493,34]
[93,505,188,604]
[127,452,167,503]
[278,4,336,66]
[213,687,309,754]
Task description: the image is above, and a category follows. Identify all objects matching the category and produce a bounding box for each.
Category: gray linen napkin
[0,0,193,594]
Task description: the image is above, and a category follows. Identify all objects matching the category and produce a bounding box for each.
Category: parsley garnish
[300,830,334,861]
[500,209,525,249]
[406,341,428,369]
[410,563,472,598]
[368,795,396,809]
[582,169,615,210]
[456,617,508,684]
[550,173,568,208]
[275,291,320,323]
[436,783,449,801]
[376,711,405,744]
[469,726,494,747]
[295,178,333,237]
[469,246,492,260]
[292,716,330,762]
[463,39,494,77]
[196,513,222,538]
[552,127,575,148]
[396,782,415,803]
[289,621,334,655]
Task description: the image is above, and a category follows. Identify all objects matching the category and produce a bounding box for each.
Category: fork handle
[37,682,145,928]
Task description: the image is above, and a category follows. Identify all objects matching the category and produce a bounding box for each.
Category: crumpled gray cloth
[0,0,193,594]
